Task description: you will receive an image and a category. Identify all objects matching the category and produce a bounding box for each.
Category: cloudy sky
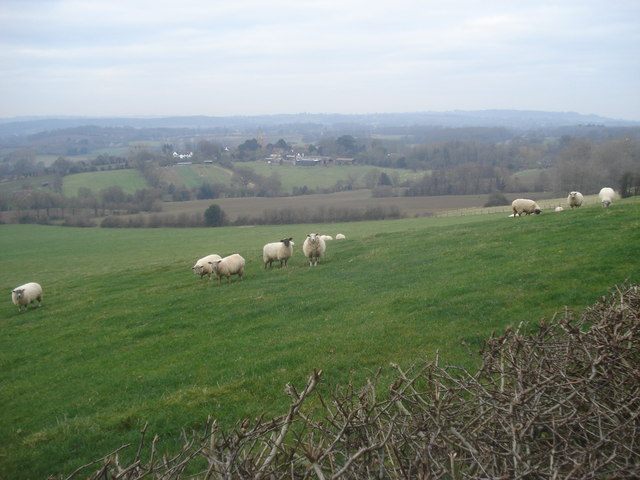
[1,0,639,120]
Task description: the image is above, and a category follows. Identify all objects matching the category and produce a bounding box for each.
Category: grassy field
[157,161,424,193]
[1,198,639,479]
[162,163,234,187]
[62,169,149,196]
[246,161,425,192]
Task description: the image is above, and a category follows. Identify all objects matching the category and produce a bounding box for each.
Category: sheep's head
[12,288,24,299]
[534,208,541,214]
[208,259,223,271]
[192,264,203,274]
[307,233,319,242]
[281,237,293,246]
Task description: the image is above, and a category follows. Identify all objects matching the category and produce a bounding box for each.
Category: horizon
[1,108,638,124]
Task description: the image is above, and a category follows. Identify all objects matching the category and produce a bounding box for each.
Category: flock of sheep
[510,187,617,217]
[190,233,347,286]
[9,187,621,311]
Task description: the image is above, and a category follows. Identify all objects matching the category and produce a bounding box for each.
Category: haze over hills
[1,110,638,137]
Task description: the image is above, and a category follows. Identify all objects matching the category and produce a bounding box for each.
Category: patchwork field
[1,197,639,479]
[61,170,149,196]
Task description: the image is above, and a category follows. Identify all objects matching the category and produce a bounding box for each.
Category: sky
[1,0,639,120]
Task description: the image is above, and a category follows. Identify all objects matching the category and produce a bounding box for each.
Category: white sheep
[511,198,542,216]
[263,237,294,268]
[302,233,326,266]
[319,235,333,241]
[11,282,43,311]
[567,191,584,209]
[209,254,245,284]
[336,233,346,239]
[599,187,616,208]
[192,254,222,280]
[555,206,564,212]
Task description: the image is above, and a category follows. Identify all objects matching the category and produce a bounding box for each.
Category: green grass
[1,198,639,479]
[165,163,234,187]
[159,161,423,193]
[246,161,423,192]
[62,169,149,196]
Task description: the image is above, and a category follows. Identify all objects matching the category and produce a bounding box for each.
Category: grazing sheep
[555,206,564,212]
[302,233,326,266]
[599,187,615,208]
[319,235,333,241]
[11,282,43,311]
[209,254,245,284]
[567,191,584,209]
[192,254,222,280]
[336,233,346,239]
[263,237,294,268]
[511,198,542,216]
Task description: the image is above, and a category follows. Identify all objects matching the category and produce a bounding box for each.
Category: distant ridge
[0,110,638,137]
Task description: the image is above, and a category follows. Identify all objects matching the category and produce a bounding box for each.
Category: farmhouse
[295,155,331,166]
[335,157,355,165]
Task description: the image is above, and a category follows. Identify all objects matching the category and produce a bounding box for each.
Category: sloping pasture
[1,198,639,479]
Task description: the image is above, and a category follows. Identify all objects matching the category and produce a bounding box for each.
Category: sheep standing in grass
[11,282,43,311]
[263,238,294,268]
[599,187,615,208]
[567,191,584,209]
[192,254,222,280]
[511,198,541,216]
[303,233,326,266]
[209,254,245,284]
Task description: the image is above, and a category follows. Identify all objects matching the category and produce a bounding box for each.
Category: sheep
[11,282,43,312]
[567,191,584,209]
[599,187,615,208]
[263,237,294,268]
[302,233,326,266]
[511,198,541,216]
[555,206,564,212]
[192,254,222,280]
[208,254,245,284]
[319,235,333,241]
[336,233,346,239]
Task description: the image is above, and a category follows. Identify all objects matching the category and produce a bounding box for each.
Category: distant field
[62,169,149,196]
[157,162,424,193]
[157,190,571,221]
[2,198,639,479]
[246,161,425,192]
[0,174,58,194]
[161,163,234,187]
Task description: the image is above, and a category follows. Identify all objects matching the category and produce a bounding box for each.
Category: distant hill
[1,110,638,137]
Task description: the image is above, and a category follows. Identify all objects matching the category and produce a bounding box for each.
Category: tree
[204,204,227,227]
[378,171,393,186]
[337,135,358,155]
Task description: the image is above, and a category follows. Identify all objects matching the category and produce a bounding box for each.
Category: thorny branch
[54,283,640,479]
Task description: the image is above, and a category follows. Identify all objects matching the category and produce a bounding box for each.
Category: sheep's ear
[289,237,293,241]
